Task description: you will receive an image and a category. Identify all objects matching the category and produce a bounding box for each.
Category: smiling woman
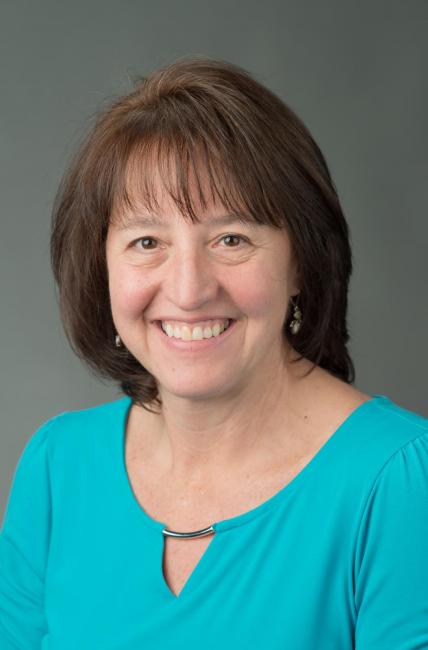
[1,57,427,650]
[48,56,356,409]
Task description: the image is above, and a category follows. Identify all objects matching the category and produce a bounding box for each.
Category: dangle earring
[289,296,302,334]
[115,334,122,348]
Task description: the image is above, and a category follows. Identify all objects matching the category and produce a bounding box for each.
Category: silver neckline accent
[162,525,215,539]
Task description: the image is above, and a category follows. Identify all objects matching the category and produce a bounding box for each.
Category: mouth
[153,318,238,351]
[154,319,236,337]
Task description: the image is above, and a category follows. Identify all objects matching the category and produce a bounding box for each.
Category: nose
[163,246,220,310]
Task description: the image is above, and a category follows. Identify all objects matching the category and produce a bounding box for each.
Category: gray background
[1,0,427,520]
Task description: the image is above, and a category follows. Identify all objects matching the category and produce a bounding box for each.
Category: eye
[131,237,158,250]
[129,233,249,251]
[218,234,249,248]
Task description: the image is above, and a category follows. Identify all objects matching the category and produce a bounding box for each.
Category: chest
[123,386,369,598]
[125,456,313,597]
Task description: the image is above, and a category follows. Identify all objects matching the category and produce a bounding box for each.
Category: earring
[115,334,122,348]
[289,297,302,334]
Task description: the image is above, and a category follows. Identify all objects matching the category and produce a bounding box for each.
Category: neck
[132,347,316,485]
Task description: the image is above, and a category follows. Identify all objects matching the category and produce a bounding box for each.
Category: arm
[354,431,428,649]
[0,416,61,648]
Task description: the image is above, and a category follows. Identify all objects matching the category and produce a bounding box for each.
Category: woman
[1,57,427,649]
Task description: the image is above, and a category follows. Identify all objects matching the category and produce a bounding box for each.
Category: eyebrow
[117,212,259,230]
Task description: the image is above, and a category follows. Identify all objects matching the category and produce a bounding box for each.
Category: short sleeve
[0,415,62,649]
[354,431,428,649]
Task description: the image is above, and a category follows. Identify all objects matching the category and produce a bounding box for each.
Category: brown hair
[50,56,355,412]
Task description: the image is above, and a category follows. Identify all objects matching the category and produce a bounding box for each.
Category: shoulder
[364,394,428,486]
[316,369,428,462]
[343,395,428,532]
[307,374,428,503]
[52,394,128,426]
[5,396,131,511]
[353,398,428,564]
[356,394,428,460]
[23,395,131,461]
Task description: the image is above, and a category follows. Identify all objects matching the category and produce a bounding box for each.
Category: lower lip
[154,319,238,352]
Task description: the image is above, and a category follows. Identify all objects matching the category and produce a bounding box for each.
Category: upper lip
[153,316,235,323]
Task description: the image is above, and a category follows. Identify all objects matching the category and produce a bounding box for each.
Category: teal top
[1,394,428,649]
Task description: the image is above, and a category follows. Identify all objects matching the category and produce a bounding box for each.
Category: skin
[106,159,363,493]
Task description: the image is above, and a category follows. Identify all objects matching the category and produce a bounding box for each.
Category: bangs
[110,128,282,229]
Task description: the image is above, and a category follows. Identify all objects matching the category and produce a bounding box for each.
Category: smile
[154,319,238,352]
[161,318,231,340]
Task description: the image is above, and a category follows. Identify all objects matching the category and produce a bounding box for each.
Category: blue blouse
[1,393,427,649]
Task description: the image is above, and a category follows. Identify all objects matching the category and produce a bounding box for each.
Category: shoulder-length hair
[50,56,355,413]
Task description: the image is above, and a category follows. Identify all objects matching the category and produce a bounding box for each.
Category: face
[106,161,300,403]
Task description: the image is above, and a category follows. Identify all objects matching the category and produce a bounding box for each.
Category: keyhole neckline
[117,394,390,535]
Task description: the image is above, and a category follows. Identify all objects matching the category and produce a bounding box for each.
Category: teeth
[161,319,231,340]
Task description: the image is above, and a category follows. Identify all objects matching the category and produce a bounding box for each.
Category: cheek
[236,265,287,320]
[108,265,154,320]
